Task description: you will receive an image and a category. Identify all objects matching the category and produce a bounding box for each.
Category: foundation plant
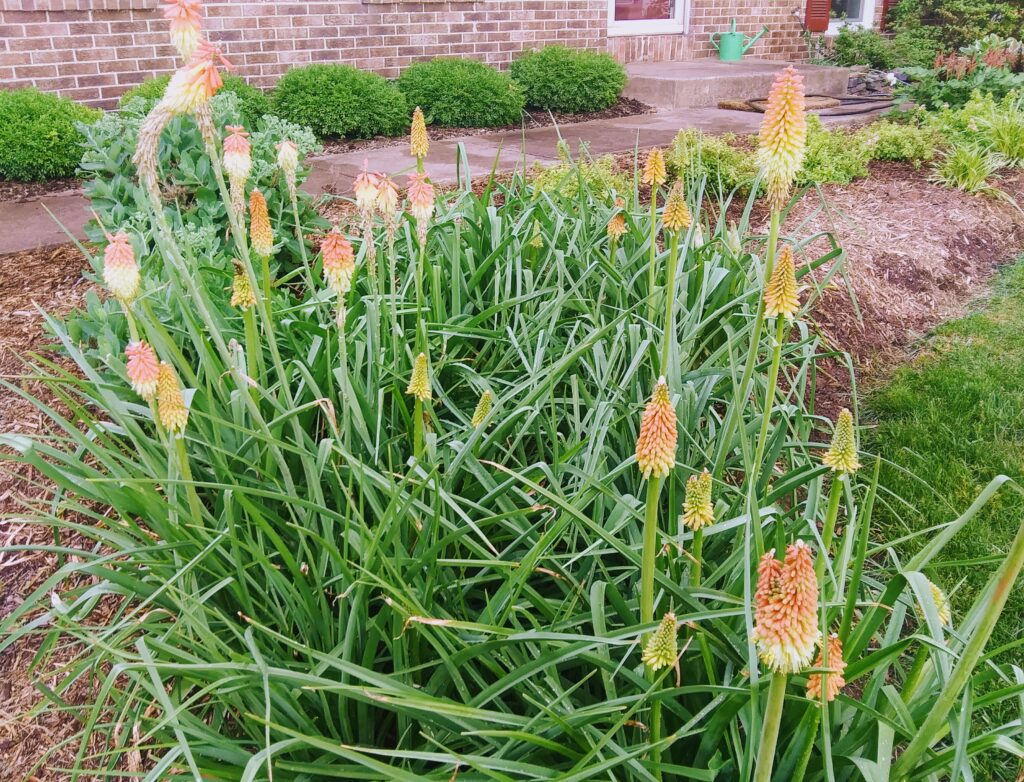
[4,5,1024,780]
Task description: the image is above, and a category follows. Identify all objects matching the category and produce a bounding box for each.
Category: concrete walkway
[0,106,881,256]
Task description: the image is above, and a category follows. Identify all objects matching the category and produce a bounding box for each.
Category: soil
[2,163,1024,781]
[315,97,654,156]
[0,177,83,203]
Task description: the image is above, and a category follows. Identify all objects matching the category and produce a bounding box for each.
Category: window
[608,0,687,35]
[828,0,876,32]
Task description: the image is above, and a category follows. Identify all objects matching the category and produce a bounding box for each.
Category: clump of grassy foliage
[528,140,630,199]
[666,128,761,196]
[868,259,1024,781]
[798,115,873,186]
[4,74,1024,782]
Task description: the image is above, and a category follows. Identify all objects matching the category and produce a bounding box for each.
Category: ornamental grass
[3,22,1024,779]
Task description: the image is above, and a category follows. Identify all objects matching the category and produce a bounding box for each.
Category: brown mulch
[315,97,654,156]
[0,178,83,204]
[0,243,106,782]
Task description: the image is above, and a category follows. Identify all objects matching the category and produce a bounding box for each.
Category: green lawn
[867,258,1024,778]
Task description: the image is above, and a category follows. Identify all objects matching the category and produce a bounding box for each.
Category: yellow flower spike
[662,182,692,233]
[822,408,860,475]
[807,633,846,703]
[321,229,355,296]
[103,231,140,303]
[471,390,493,428]
[229,261,256,311]
[407,352,431,402]
[920,580,952,626]
[635,376,677,480]
[248,189,274,258]
[642,611,679,672]
[157,361,189,434]
[764,244,800,320]
[682,469,714,531]
[528,219,544,249]
[410,107,429,160]
[753,541,819,674]
[125,341,160,399]
[641,146,667,188]
[607,212,627,241]
[758,66,807,212]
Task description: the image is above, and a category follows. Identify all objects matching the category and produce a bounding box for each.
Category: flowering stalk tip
[321,228,355,296]
[161,40,231,116]
[642,612,679,672]
[223,125,251,218]
[230,260,256,311]
[807,633,846,703]
[407,172,435,247]
[103,232,140,303]
[753,541,819,674]
[641,147,667,188]
[125,341,159,399]
[157,361,189,433]
[682,469,714,531]
[764,244,800,320]
[758,65,807,212]
[662,182,692,233]
[410,107,429,160]
[635,376,677,480]
[248,189,274,258]
[407,352,431,402]
[823,408,860,475]
[471,390,493,428]
[162,0,203,62]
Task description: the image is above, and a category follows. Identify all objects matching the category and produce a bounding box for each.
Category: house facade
[0,0,885,108]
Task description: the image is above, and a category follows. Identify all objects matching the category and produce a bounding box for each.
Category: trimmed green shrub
[510,45,626,113]
[0,88,101,181]
[119,74,271,128]
[666,129,760,195]
[798,115,872,185]
[829,25,897,69]
[859,120,937,165]
[272,64,408,139]
[397,58,524,128]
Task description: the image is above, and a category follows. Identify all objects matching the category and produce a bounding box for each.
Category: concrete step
[623,59,853,109]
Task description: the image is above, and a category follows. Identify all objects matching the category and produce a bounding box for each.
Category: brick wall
[0,0,607,108]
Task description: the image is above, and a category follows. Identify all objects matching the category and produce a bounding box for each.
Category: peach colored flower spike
[758,66,807,212]
[162,41,231,116]
[635,376,677,480]
[753,541,819,674]
[807,633,846,703]
[223,126,251,217]
[125,341,159,399]
[103,232,140,303]
[277,140,300,198]
[321,229,355,296]
[407,172,434,246]
[163,0,203,62]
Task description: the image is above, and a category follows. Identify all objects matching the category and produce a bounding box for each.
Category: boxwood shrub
[272,64,409,139]
[119,73,271,127]
[510,45,626,113]
[0,88,102,181]
[397,58,525,127]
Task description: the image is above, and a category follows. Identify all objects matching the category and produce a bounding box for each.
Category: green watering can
[710,19,769,61]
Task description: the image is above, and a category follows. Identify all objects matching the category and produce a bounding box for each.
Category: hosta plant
[3,20,1024,782]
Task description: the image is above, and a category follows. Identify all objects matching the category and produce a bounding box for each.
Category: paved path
[0,106,882,256]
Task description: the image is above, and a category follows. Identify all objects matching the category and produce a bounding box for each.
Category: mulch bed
[316,97,653,156]
[0,177,83,203]
[2,162,1024,780]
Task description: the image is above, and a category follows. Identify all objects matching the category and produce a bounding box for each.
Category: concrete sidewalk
[0,106,880,256]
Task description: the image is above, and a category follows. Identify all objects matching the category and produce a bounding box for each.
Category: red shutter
[880,0,893,29]
[805,0,830,32]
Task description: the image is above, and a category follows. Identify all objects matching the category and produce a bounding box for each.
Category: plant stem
[713,208,780,480]
[640,476,663,628]
[173,435,203,524]
[650,679,663,782]
[754,672,788,782]
[891,509,1024,779]
[660,230,680,375]
[690,528,704,587]
[816,475,844,587]
[413,399,424,460]
[647,191,659,325]
[751,316,788,480]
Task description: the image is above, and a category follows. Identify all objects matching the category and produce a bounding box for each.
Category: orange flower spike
[162,0,203,61]
[321,228,355,295]
[753,541,820,674]
[758,66,807,211]
[103,231,140,303]
[125,341,160,399]
[807,633,846,703]
[635,376,677,480]
[248,188,274,257]
[353,160,380,216]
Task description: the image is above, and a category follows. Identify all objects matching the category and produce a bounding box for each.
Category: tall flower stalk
[659,182,691,373]
[641,147,667,325]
